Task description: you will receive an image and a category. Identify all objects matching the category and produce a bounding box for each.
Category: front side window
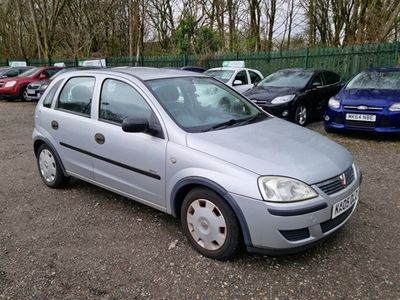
[99,79,152,124]
[249,71,262,84]
[234,71,248,85]
[147,77,267,133]
[57,77,95,116]
[310,73,324,87]
[324,72,340,85]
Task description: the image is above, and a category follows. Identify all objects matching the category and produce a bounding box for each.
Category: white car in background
[205,67,263,94]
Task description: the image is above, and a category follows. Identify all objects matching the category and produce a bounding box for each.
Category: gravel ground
[0,101,399,300]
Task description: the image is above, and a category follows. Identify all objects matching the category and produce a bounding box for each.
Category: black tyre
[19,86,29,102]
[36,144,68,188]
[181,188,240,260]
[294,103,308,126]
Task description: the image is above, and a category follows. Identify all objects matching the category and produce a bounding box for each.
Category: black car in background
[0,66,33,78]
[26,66,102,101]
[244,68,342,125]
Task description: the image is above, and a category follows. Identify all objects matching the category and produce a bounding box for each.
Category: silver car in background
[32,68,361,260]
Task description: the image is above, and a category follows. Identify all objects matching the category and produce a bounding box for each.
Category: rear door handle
[94,133,105,144]
[51,120,59,130]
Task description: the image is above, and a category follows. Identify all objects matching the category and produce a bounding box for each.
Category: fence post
[6,58,9,66]
[74,56,78,67]
[236,51,239,60]
[394,41,399,65]
[304,47,309,69]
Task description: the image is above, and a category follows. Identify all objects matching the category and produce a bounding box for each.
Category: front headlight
[389,103,400,112]
[271,95,295,104]
[41,84,48,90]
[328,97,341,109]
[258,176,318,202]
[4,81,16,88]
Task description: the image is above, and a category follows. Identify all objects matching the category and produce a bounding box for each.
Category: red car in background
[0,67,62,101]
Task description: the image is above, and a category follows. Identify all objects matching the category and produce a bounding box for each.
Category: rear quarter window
[43,80,63,108]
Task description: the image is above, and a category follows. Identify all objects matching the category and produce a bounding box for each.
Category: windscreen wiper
[202,119,239,132]
[236,112,268,125]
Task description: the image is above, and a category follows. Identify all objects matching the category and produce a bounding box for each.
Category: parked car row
[2,62,399,135]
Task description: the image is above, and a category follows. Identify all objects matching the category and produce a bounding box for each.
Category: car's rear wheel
[294,103,308,126]
[36,144,68,188]
[181,188,240,260]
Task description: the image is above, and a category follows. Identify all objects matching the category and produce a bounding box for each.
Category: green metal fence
[2,42,399,80]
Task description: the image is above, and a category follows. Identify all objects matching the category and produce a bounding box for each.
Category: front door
[91,77,167,210]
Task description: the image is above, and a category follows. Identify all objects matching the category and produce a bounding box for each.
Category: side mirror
[122,117,149,133]
[312,82,323,89]
[233,80,243,86]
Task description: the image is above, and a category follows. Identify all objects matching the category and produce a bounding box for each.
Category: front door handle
[51,120,59,130]
[94,133,105,144]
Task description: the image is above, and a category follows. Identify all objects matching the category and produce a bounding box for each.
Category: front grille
[28,84,41,90]
[321,204,355,233]
[345,120,375,129]
[279,228,310,241]
[316,166,355,195]
[343,105,383,111]
[252,99,268,105]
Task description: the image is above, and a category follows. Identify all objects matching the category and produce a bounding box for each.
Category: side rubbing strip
[59,142,161,180]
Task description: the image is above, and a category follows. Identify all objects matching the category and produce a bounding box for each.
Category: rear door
[42,76,96,179]
[90,75,167,210]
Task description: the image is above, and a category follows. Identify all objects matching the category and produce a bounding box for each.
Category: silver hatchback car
[33,68,361,260]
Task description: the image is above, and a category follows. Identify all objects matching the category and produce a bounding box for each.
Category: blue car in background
[325,67,400,134]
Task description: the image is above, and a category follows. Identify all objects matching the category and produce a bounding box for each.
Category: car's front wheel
[36,144,68,188]
[20,87,29,102]
[181,188,240,260]
[294,103,308,126]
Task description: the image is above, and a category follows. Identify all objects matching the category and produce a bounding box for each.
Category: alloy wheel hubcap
[39,149,56,183]
[186,199,227,250]
[298,106,307,125]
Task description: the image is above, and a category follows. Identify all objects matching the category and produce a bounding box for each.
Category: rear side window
[99,79,152,124]
[57,77,95,116]
[324,72,341,85]
[249,71,262,84]
[43,80,63,108]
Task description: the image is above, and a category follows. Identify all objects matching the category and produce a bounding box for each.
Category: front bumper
[0,87,19,100]
[231,165,361,254]
[26,89,44,101]
[325,108,400,134]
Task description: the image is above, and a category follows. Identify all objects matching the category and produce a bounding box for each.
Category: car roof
[206,67,254,72]
[85,67,209,81]
[364,66,400,72]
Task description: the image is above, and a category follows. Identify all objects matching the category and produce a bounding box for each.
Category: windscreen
[346,71,400,90]
[258,70,313,88]
[147,77,267,133]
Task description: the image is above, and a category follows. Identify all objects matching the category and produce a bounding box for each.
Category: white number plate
[332,188,359,219]
[346,113,376,122]
[27,89,35,95]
